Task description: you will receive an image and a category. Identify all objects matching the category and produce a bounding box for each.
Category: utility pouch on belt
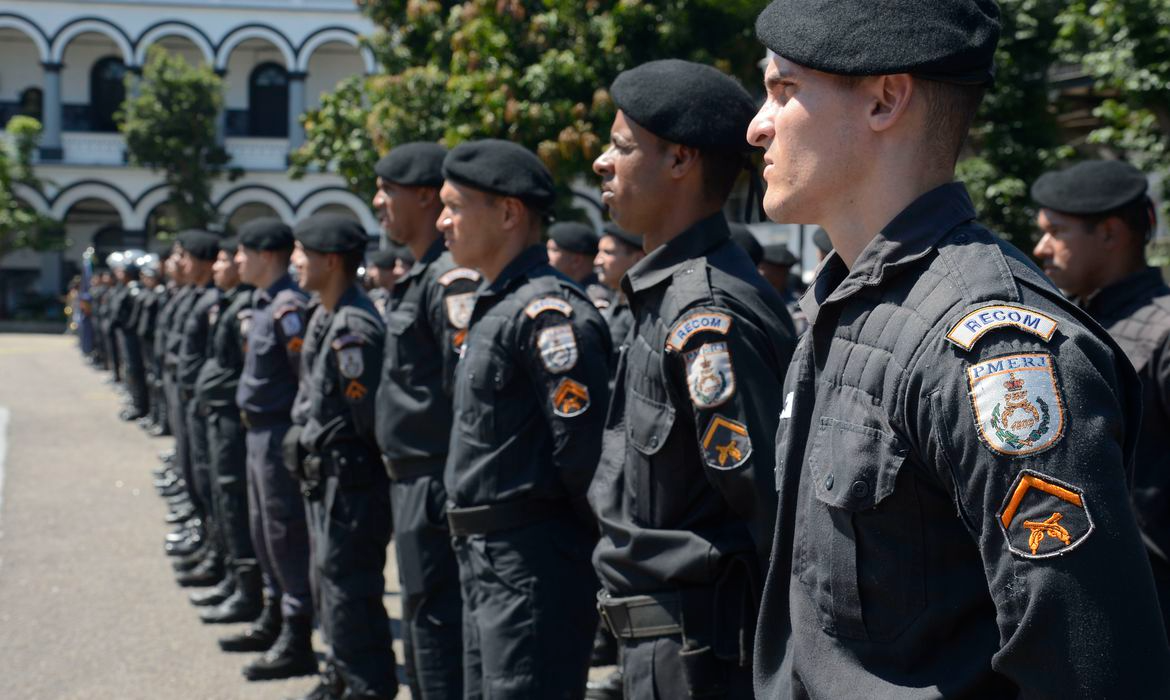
[324,444,377,488]
[281,424,306,480]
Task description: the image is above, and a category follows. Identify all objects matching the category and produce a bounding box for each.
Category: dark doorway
[19,87,43,121]
[89,57,127,132]
[248,62,289,137]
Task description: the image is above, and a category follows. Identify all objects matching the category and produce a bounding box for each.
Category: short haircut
[1080,195,1156,243]
[916,78,986,165]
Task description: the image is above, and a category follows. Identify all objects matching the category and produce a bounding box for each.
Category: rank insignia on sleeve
[701,415,752,470]
[279,310,303,338]
[538,324,578,374]
[667,311,732,351]
[967,352,1065,457]
[998,470,1093,558]
[524,296,574,319]
[552,377,590,417]
[445,292,475,330]
[438,267,481,287]
[947,304,1058,351]
[453,329,467,352]
[344,379,368,401]
[685,342,735,408]
[287,337,303,354]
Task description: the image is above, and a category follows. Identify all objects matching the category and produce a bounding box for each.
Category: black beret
[238,217,294,252]
[294,214,369,254]
[442,139,556,211]
[812,226,832,254]
[757,0,1001,85]
[729,223,764,266]
[763,243,798,266]
[602,221,643,251]
[549,222,599,255]
[367,248,399,269]
[610,59,756,151]
[218,236,238,255]
[176,230,221,261]
[374,142,448,188]
[1031,160,1149,216]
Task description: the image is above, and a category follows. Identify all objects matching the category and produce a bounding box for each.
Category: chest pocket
[457,320,515,441]
[385,303,422,376]
[626,388,676,525]
[796,416,925,642]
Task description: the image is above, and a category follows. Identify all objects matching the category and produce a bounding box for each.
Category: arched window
[248,63,289,137]
[19,87,43,121]
[89,57,127,132]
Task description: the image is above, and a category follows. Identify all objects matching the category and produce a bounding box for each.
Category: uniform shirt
[178,285,220,391]
[582,272,615,312]
[136,285,165,346]
[778,288,809,336]
[601,293,634,358]
[111,281,142,333]
[590,213,796,594]
[154,284,187,372]
[195,285,254,409]
[165,284,202,372]
[1079,267,1170,565]
[445,245,612,519]
[754,183,1170,698]
[375,237,481,463]
[294,284,384,453]
[236,274,309,419]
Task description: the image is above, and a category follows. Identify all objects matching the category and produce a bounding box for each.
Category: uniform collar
[800,182,977,326]
[400,237,446,286]
[623,212,729,296]
[337,282,365,308]
[257,273,295,305]
[1081,267,1168,317]
[484,245,548,295]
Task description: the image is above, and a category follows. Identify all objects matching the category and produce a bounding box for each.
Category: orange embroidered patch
[551,377,590,417]
[288,337,304,353]
[344,380,367,401]
[700,416,752,471]
[1022,512,1072,555]
[998,470,1093,559]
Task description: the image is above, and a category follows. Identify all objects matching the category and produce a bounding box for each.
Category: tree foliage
[0,117,59,260]
[120,47,240,232]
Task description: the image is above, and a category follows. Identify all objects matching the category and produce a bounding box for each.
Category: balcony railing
[20,131,293,171]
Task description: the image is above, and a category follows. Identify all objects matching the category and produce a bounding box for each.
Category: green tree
[0,116,58,260]
[120,46,240,231]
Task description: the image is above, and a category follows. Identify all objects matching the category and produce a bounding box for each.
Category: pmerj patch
[524,297,574,319]
[947,304,1058,351]
[667,311,731,351]
[337,345,364,379]
[700,415,752,471]
[551,377,590,417]
[967,352,1065,456]
[685,342,735,408]
[279,310,302,337]
[538,324,578,374]
[998,469,1093,559]
[445,292,475,330]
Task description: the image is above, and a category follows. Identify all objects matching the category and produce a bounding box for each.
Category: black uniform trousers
[206,406,256,564]
[164,370,194,504]
[390,470,463,700]
[117,329,149,415]
[454,514,597,700]
[304,448,397,698]
[184,396,214,522]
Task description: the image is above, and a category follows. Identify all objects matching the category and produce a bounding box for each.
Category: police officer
[112,250,150,421]
[1032,159,1170,634]
[438,139,612,698]
[137,254,169,435]
[284,214,396,700]
[748,1,1170,696]
[757,243,805,335]
[588,59,795,700]
[365,247,407,317]
[194,237,262,624]
[99,255,123,382]
[371,142,475,699]
[547,221,611,309]
[230,218,316,679]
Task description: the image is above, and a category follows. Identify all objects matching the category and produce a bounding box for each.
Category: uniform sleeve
[274,300,309,379]
[911,325,1170,696]
[664,306,783,565]
[518,298,612,512]
[429,269,481,398]
[331,317,385,446]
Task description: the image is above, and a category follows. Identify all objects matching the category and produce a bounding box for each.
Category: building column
[215,67,227,148]
[40,62,64,161]
[287,71,306,153]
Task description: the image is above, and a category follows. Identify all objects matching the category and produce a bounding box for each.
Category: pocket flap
[809,417,908,511]
[627,388,676,455]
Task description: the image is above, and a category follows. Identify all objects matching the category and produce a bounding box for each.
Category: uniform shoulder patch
[537,324,578,374]
[701,415,752,470]
[334,335,365,381]
[438,267,481,287]
[279,310,303,338]
[524,296,574,319]
[445,292,476,330]
[685,342,735,408]
[551,377,590,417]
[967,352,1065,457]
[331,333,363,351]
[946,304,1058,351]
[998,470,1093,558]
[667,311,732,351]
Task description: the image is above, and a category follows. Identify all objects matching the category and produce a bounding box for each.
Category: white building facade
[0,0,378,316]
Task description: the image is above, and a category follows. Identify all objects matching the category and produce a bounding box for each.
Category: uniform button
[495,372,503,384]
[649,436,659,447]
[823,475,834,491]
[851,480,870,498]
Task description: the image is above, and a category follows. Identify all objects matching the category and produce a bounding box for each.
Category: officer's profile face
[1033,208,1110,297]
[372,177,408,243]
[593,111,672,237]
[438,181,501,269]
[291,242,330,291]
[595,235,643,290]
[212,250,239,290]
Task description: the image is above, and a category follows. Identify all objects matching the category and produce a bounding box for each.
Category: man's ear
[867,73,915,134]
[667,143,701,181]
[499,196,527,231]
[416,186,438,208]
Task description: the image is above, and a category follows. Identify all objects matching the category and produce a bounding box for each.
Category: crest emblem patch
[208,304,220,328]
[445,293,475,330]
[968,353,1065,457]
[280,311,302,338]
[685,342,735,408]
[701,415,752,470]
[552,377,590,417]
[538,324,578,374]
[337,345,364,379]
[998,470,1093,558]
[238,310,253,347]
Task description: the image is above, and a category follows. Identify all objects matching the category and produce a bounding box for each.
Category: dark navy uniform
[754,184,1170,697]
[236,273,313,622]
[179,284,221,525]
[165,283,202,513]
[295,284,396,699]
[112,277,149,418]
[600,294,633,356]
[376,237,479,699]
[138,282,167,429]
[590,214,795,699]
[447,245,612,699]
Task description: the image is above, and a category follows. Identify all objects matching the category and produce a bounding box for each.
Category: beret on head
[442,139,556,211]
[602,221,643,251]
[729,223,764,266]
[763,243,798,266]
[756,0,1001,85]
[812,226,832,254]
[610,59,757,150]
[367,248,399,269]
[177,230,222,261]
[375,142,448,188]
[238,217,294,251]
[1031,160,1149,216]
[294,214,369,254]
[549,222,599,255]
[218,236,238,255]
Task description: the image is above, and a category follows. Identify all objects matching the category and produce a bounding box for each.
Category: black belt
[446,499,562,537]
[240,411,290,430]
[382,455,445,482]
[597,591,684,640]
